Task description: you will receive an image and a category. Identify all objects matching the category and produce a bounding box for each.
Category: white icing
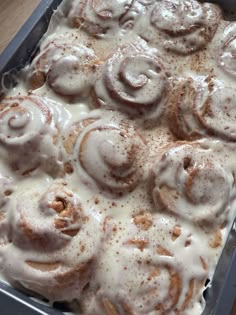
[0,1,235,314]
[169,77,236,141]
[151,141,235,223]
[95,40,170,121]
[30,38,100,97]
[70,111,148,194]
[1,177,103,302]
[218,22,236,79]
[68,0,133,37]
[150,0,222,54]
[81,215,210,315]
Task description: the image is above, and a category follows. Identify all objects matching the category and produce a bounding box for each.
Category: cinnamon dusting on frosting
[0,1,235,314]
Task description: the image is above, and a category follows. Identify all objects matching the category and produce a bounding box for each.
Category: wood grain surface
[0,0,40,54]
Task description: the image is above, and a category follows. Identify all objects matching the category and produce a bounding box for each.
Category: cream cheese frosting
[0,0,236,314]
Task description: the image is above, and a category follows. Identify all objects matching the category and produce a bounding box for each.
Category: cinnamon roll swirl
[0,95,63,175]
[68,0,133,37]
[64,118,97,155]
[195,84,236,142]
[151,0,221,55]
[12,180,84,250]
[119,0,154,32]
[30,38,100,97]
[169,78,236,142]
[168,77,208,140]
[218,23,236,79]
[95,42,169,120]
[151,142,234,223]
[81,215,208,315]
[2,180,102,301]
[64,113,147,194]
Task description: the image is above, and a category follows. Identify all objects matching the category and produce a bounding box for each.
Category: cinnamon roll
[81,215,208,315]
[151,0,221,55]
[151,142,234,223]
[168,77,209,140]
[64,113,147,194]
[95,41,170,121]
[218,23,236,79]
[195,84,236,142]
[119,0,154,32]
[169,77,236,142]
[63,118,97,155]
[30,38,100,97]
[0,95,63,175]
[68,0,133,37]
[0,1,235,313]
[12,180,84,250]
[1,180,102,301]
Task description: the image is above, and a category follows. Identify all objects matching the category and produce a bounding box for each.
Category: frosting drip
[0,0,234,314]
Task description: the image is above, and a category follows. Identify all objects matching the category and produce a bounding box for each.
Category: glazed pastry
[194,84,236,141]
[81,215,208,315]
[151,0,222,55]
[169,77,236,141]
[168,77,208,140]
[68,0,133,37]
[64,112,147,194]
[11,180,84,249]
[30,37,100,97]
[1,180,103,301]
[95,41,170,121]
[0,95,66,176]
[151,142,234,223]
[0,0,235,314]
[119,0,155,32]
[218,23,236,79]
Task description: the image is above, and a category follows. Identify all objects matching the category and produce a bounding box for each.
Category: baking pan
[0,1,65,313]
[202,219,236,315]
[0,0,63,95]
[0,0,236,314]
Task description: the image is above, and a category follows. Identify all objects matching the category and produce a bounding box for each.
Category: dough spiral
[69,0,133,37]
[151,142,234,223]
[1,180,102,301]
[95,42,169,121]
[64,114,147,194]
[0,96,54,146]
[30,38,100,97]
[81,216,208,315]
[12,180,84,250]
[0,95,63,175]
[169,78,236,142]
[151,0,221,55]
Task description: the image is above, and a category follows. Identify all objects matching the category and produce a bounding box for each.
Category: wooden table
[0,0,40,54]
